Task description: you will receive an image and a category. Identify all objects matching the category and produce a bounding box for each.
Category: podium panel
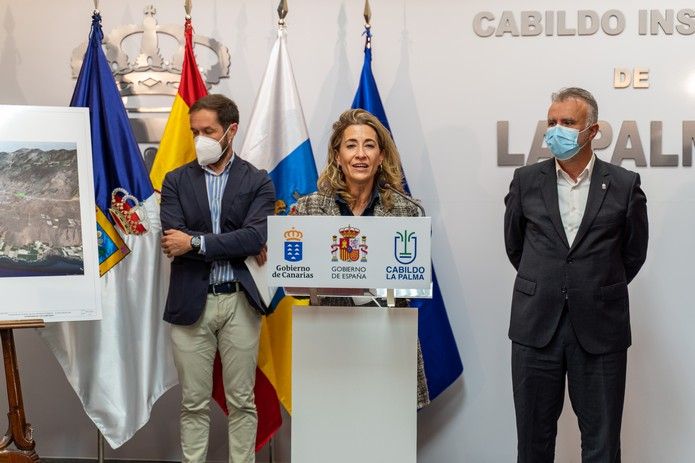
[292,305,417,463]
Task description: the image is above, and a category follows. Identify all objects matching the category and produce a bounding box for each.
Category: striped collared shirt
[199,154,235,284]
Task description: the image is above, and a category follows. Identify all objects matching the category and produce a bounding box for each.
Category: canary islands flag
[241,25,318,421]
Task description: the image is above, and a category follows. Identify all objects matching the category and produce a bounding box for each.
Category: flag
[241,25,318,420]
[148,15,207,192]
[39,12,176,448]
[148,12,279,451]
[352,28,463,402]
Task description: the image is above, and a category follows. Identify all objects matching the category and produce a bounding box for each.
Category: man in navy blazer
[504,87,648,462]
[160,94,275,463]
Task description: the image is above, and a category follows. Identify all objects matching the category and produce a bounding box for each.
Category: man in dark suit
[160,94,275,463]
[504,87,648,462]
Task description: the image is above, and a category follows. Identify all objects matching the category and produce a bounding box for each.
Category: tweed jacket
[294,191,420,217]
[294,189,430,408]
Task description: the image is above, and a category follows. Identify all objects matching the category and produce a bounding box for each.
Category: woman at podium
[294,108,429,408]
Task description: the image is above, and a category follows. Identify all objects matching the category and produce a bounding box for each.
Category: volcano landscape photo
[0,142,84,277]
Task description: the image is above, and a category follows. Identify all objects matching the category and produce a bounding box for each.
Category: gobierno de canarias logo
[283,227,303,262]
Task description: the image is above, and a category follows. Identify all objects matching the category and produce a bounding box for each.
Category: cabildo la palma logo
[272,227,313,279]
[283,227,303,262]
[386,229,426,281]
[394,230,417,264]
[330,225,368,280]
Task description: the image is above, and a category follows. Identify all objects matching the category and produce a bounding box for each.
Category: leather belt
[208,281,241,295]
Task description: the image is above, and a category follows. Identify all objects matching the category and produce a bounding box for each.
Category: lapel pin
[601,183,606,190]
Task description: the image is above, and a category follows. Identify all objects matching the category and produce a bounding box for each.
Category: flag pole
[92,4,105,463]
[264,4,288,463]
[363,0,372,48]
[364,0,371,27]
[277,0,288,26]
[97,429,105,463]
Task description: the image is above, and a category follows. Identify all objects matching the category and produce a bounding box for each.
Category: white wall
[1,0,694,461]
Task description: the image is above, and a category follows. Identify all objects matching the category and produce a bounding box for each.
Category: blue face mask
[544,125,591,161]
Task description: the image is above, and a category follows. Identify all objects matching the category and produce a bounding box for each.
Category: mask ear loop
[577,123,594,134]
[219,124,234,155]
[576,123,597,152]
[575,137,591,153]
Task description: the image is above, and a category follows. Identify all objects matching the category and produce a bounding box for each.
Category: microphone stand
[378,179,426,217]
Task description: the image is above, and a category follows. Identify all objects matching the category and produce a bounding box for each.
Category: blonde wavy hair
[317,109,406,211]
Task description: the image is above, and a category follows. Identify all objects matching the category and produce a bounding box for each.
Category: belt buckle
[208,281,241,296]
[210,281,239,295]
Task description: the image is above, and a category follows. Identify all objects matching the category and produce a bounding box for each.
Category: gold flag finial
[364,0,372,27]
[184,0,192,18]
[93,0,99,13]
[278,0,288,25]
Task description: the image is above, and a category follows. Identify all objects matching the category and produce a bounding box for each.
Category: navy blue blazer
[160,157,276,325]
[504,157,648,354]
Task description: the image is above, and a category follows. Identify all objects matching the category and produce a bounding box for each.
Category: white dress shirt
[555,154,596,247]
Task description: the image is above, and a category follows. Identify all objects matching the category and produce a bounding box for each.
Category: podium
[292,305,416,462]
[267,216,431,463]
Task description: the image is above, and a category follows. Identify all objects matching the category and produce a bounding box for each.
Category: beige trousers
[171,291,262,463]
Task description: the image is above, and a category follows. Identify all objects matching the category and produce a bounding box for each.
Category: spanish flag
[148,16,207,192]
[151,14,281,452]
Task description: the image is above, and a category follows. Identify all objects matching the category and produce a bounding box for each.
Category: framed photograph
[0,105,100,321]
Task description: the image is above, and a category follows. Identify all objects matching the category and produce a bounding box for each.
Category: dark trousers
[512,308,627,463]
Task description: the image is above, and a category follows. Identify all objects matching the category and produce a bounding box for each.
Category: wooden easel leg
[0,328,40,462]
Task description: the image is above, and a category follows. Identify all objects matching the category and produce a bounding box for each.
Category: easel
[0,320,44,463]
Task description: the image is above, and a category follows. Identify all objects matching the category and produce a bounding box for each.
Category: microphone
[377,177,426,217]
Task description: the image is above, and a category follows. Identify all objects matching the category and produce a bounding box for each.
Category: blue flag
[40,12,176,448]
[352,29,463,402]
[70,13,154,275]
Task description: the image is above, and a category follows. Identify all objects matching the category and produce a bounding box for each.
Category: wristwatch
[190,235,201,252]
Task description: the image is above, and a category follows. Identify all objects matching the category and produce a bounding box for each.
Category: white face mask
[194,124,232,166]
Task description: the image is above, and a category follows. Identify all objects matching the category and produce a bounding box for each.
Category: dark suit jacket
[160,157,276,325]
[504,157,648,354]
